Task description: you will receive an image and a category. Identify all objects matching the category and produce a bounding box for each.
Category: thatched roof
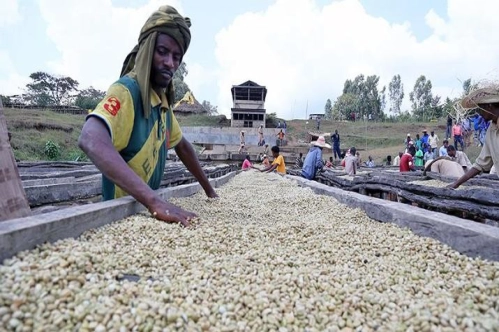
[173,91,207,115]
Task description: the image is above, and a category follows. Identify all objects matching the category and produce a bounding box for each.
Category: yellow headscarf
[120,6,191,118]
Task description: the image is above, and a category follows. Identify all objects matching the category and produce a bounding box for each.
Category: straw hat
[461,87,499,109]
[312,136,331,149]
[407,133,411,136]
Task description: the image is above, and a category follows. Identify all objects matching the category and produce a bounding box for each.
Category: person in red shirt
[400,146,416,172]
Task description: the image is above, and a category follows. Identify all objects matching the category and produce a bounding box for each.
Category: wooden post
[0,101,31,221]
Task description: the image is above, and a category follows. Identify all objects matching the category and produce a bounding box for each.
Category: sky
[1,0,499,119]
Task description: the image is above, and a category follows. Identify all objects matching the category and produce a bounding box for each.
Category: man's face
[444,142,448,147]
[448,150,456,158]
[431,131,434,136]
[151,33,182,90]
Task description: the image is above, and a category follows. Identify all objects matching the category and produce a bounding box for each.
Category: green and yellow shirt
[88,75,182,200]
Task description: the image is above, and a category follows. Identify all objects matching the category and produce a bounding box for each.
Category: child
[241,155,252,170]
[260,146,286,174]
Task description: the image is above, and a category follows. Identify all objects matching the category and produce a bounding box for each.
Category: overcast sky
[1,0,498,119]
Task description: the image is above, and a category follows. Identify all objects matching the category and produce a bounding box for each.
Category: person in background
[423,143,433,163]
[301,136,330,180]
[452,122,464,150]
[404,134,412,151]
[340,148,351,168]
[446,115,453,139]
[365,156,375,168]
[414,147,424,167]
[439,140,449,157]
[238,131,245,154]
[446,145,472,171]
[78,5,217,227]
[277,129,285,145]
[295,152,304,168]
[263,143,269,155]
[429,130,439,156]
[393,152,402,166]
[344,147,358,176]
[283,121,287,133]
[356,151,362,168]
[241,155,252,170]
[258,124,264,146]
[450,87,499,188]
[325,156,334,168]
[421,130,430,150]
[262,154,270,167]
[331,129,341,161]
[386,155,392,166]
[400,146,416,172]
[424,158,465,178]
[260,146,286,174]
[415,134,422,151]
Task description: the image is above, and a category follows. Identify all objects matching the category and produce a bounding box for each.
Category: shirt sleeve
[86,83,134,152]
[315,150,324,169]
[472,144,493,172]
[168,109,183,148]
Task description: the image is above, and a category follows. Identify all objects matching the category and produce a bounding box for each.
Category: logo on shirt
[103,97,121,116]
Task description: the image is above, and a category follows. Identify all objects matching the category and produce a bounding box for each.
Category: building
[231,80,267,128]
[309,113,325,120]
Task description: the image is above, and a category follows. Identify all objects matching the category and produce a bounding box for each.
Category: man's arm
[449,167,480,189]
[79,118,195,226]
[261,164,278,173]
[175,137,218,198]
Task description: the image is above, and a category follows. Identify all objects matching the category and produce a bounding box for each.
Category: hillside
[4,109,482,164]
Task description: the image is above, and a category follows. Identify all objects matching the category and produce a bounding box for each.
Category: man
[78,6,217,227]
[258,124,264,146]
[277,129,285,145]
[450,87,499,188]
[301,136,330,180]
[365,156,375,168]
[424,158,465,178]
[446,115,453,139]
[331,129,341,160]
[452,122,464,150]
[439,140,449,157]
[392,152,402,166]
[400,146,416,172]
[429,130,439,155]
[344,147,357,176]
[260,146,286,174]
[423,144,434,163]
[421,130,430,148]
[238,131,245,154]
[446,144,472,171]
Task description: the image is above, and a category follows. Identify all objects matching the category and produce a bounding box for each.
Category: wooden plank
[0,171,237,261]
[0,100,31,221]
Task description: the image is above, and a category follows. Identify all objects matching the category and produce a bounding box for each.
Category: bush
[44,140,61,160]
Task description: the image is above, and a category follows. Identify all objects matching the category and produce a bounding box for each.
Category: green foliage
[75,87,106,110]
[201,100,218,115]
[324,99,332,119]
[462,78,478,97]
[67,149,88,162]
[409,75,434,121]
[44,140,61,160]
[341,74,383,119]
[172,62,191,103]
[25,71,79,106]
[332,93,359,120]
[0,94,11,105]
[388,74,404,114]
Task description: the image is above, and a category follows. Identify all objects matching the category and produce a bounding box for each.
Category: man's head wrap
[121,5,191,118]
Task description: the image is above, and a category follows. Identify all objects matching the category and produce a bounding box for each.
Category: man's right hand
[149,200,198,227]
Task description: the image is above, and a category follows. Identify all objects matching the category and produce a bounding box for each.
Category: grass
[3,108,482,164]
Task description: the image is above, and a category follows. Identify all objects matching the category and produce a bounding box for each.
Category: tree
[75,87,106,110]
[341,74,383,119]
[25,71,79,106]
[172,62,191,104]
[0,95,11,105]
[462,78,478,97]
[202,100,218,115]
[332,93,359,120]
[324,99,332,119]
[380,86,387,115]
[409,75,434,121]
[388,74,404,115]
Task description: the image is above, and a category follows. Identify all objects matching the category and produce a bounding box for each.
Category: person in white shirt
[392,152,402,166]
[429,130,439,155]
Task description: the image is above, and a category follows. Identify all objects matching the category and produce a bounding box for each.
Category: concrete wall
[181,126,280,145]
[234,100,264,109]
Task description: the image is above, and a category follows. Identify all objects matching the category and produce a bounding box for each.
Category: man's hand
[447,182,459,189]
[149,201,197,227]
[205,188,218,199]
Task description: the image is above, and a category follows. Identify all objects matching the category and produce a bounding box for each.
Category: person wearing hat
[420,130,430,152]
[450,87,499,188]
[424,157,465,178]
[79,6,217,227]
[301,136,331,180]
